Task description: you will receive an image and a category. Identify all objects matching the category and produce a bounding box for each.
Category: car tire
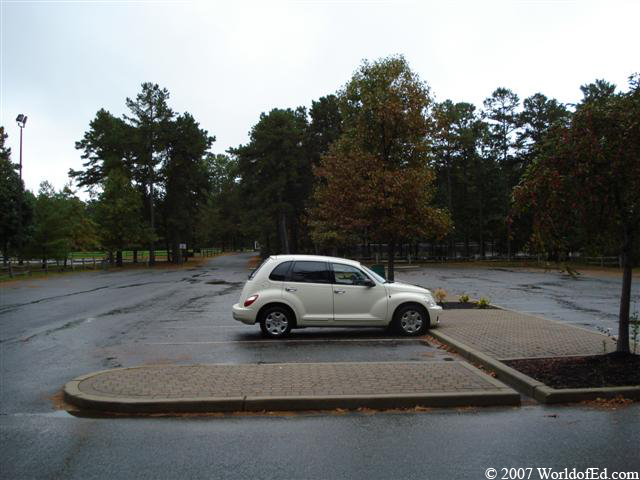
[393,303,429,336]
[260,306,293,339]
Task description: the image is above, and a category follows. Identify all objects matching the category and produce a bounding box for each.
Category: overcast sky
[1,0,638,195]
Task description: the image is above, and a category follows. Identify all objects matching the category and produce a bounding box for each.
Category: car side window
[332,264,370,285]
[288,261,331,284]
[269,261,292,281]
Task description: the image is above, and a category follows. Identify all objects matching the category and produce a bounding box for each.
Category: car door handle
[285,287,297,292]
[334,289,346,294]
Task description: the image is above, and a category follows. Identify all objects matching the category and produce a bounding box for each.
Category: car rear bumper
[232,303,257,325]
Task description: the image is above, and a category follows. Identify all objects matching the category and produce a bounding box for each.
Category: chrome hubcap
[400,310,424,333]
[265,311,289,335]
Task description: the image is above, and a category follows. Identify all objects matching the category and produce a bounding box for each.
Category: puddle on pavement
[205,280,242,286]
[12,410,76,418]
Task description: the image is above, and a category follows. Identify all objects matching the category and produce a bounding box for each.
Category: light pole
[15,114,27,180]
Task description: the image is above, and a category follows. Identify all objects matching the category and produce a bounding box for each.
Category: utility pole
[15,114,27,265]
[16,114,27,179]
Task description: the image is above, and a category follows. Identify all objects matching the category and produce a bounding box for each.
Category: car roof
[268,254,362,267]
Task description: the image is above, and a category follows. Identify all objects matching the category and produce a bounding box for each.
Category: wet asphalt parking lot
[395,264,639,334]
[1,252,639,479]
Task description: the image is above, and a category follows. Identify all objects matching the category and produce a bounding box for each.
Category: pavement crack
[3,318,93,344]
[0,285,113,315]
[114,281,170,289]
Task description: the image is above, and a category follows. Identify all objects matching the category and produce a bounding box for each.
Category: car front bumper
[232,303,257,325]
[427,305,442,327]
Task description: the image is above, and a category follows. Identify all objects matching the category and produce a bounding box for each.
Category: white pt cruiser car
[232,255,441,338]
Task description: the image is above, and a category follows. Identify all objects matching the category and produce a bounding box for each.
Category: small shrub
[476,297,490,309]
[459,294,470,303]
[434,288,447,304]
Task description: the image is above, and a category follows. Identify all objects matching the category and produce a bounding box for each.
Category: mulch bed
[441,301,499,310]
[504,353,640,389]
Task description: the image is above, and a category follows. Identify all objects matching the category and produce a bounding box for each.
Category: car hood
[385,281,431,295]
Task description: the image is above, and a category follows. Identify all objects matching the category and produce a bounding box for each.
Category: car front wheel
[260,306,293,338]
[394,304,429,336]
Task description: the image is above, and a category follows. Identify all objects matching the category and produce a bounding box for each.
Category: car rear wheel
[260,306,293,338]
[394,304,429,336]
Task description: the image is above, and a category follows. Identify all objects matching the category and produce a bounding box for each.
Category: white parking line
[163,325,247,329]
[145,338,425,345]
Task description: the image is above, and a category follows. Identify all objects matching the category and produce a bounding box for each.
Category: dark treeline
[1,61,638,271]
[1,58,638,351]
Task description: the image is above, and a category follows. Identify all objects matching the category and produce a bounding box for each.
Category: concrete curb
[430,329,640,404]
[63,362,520,414]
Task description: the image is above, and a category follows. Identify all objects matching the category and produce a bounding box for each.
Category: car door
[281,261,333,326]
[330,263,388,325]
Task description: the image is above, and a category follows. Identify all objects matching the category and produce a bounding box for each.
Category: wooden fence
[1,248,223,278]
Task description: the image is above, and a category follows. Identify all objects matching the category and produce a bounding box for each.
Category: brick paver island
[437,309,617,360]
[76,362,506,398]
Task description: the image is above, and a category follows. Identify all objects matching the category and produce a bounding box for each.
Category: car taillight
[244,294,259,307]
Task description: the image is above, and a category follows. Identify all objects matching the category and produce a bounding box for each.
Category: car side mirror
[362,278,375,287]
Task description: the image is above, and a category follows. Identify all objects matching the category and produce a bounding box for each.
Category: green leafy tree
[513,75,640,353]
[509,94,571,252]
[95,170,146,266]
[311,55,451,280]
[124,83,175,265]
[60,185,99,255]
[516,93,570,174]
[432,101,491,257]
[24,183,72,267]
[483,87,521,169]
[196,154,247,251]
[22,183,97,267]
[70,109,135,192]
[161,113,213,263]
[0,127,33,263]
[482,87,521,257]
[305,94,343,166]
[232,107,309,255]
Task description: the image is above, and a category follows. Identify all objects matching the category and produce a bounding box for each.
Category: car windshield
[361,265,387,283]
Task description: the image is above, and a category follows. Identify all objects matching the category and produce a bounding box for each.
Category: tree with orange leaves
[310,56,451,281]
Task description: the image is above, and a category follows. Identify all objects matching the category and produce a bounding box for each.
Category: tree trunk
[290,214,299,254]
[616,227,634,353]
[279,211,290,254]
[148,179,156,266]
[387,238,396,282]
[171,242,181,264]
[464,232,470,258]
[133,249,138,264]
[116,250,123,267]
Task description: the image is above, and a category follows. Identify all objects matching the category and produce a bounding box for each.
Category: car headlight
[424,295,438,308]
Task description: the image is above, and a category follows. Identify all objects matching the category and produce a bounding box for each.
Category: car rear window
[248,258,269,280]
[269,261,292,281]
[288,261,331,284]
